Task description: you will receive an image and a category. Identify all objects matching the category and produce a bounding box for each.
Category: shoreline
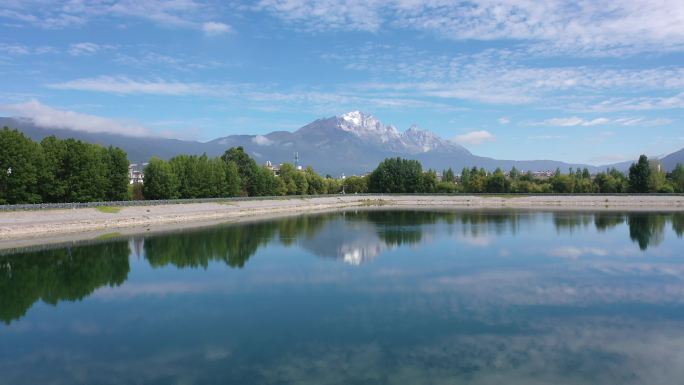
[2,195,684,250]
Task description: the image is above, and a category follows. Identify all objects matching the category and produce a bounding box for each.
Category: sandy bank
[1,195,683,250]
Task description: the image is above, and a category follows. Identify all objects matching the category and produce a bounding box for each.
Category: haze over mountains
[2,112,682,176]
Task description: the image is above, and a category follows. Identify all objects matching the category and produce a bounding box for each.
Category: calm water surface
[2,210,684,384]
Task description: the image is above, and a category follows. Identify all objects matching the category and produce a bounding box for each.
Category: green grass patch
[359,199,391,207]
[96,232,123,240]
[95,206,122,214]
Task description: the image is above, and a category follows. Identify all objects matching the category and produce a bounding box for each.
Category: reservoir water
[2,210,684,384]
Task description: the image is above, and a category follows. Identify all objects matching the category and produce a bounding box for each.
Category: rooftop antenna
[294,151,299,168]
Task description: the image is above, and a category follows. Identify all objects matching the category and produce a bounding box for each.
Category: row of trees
[3,125,684,204]
[1,128,129,204]
[142,147,347,199]
[361,155,684,194]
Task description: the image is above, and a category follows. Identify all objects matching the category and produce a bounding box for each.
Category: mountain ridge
[3,112,680,175]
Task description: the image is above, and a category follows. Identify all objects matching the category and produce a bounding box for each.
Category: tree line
[362,155,684,194]
[3,126,684,205]
[142,147,346,199]
[1,127,128,204]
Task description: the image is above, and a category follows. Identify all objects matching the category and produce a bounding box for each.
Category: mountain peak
[332,112,460,153]
[336,111,400,144]
[339,110,367,125]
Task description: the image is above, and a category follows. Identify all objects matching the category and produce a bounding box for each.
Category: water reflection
[2,210,684,384]
[1,211,683,325]
[0,241,129,324]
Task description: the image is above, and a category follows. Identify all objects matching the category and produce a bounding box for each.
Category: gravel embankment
[1,195,683,250]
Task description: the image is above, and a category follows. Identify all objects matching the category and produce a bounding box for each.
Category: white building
[128,163,146,184]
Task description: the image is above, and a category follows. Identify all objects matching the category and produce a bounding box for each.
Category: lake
[2,209,684,384]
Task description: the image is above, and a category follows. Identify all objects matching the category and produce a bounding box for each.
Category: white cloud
[255,0,684,56]
[0,43,57,55]
[542,117,610,127]
[0,99,151,137]
[202,22,231,36]
[0,43,30,55]
[458,234,494,247]
[48,76,219,96]
[549,247,608,259]
[255,0,382,32]
[452,130,496,145]
[497,117,510,125]
[614,117,673,126]
[68,42,101,56]
[0,1,223,34]
[337,46,684,108]
[587,93,684,112]
[114,51,226,72]
[252,135,273,146]
[43,76,456,114]
[539,116,674,127]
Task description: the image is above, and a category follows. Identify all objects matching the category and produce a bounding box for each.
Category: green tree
[509,166,520,180]
[293,171,309,195]
[421,169,438,193]
[304,166,325,194]
[368,157,423,193]
[629,155,651,193]
[278,163,299,195]
[105,146,130,201]
[436,181,458,193]
[58,139,109,202]
[648,160,668,193]
[343,175,367,194]
[252,166,279,196]
[485,168,509,193]
[0,128,42,204]
[143,157,179,199]
[468,173,487,193]
[324,178,341,194]
[670,164,684,193]
[0,240,130,324]
[551,173,575,193]
[460,167,471,190]
[442,168,455,183]
[169,155,199,198]
[222,147,259,196]
[39,136,68,202]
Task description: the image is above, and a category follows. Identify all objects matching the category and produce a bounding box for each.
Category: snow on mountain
[335,111,455,154]
[402,124,449,153]
[3,113,619,177]
[338,111,401,144]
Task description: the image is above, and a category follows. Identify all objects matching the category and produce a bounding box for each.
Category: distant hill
[4,112,676,176]
[0,117,222,164]
[661,148,684,171]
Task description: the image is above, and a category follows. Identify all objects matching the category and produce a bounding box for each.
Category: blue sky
[1,0,683,165]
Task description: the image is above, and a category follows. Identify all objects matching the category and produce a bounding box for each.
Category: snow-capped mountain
[336,111,458,154]
[2,112,637,176]
[338,111,400,144]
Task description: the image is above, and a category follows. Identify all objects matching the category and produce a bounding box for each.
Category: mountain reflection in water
[1,210,683,325]
[2,210,684,385]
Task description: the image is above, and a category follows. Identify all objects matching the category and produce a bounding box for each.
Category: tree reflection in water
[2,210,684,323]
[0,241,130,324]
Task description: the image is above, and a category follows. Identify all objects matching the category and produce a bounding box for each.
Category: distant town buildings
[264,160,280,176]
[128,163,146,184]
[263,152,307,176]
